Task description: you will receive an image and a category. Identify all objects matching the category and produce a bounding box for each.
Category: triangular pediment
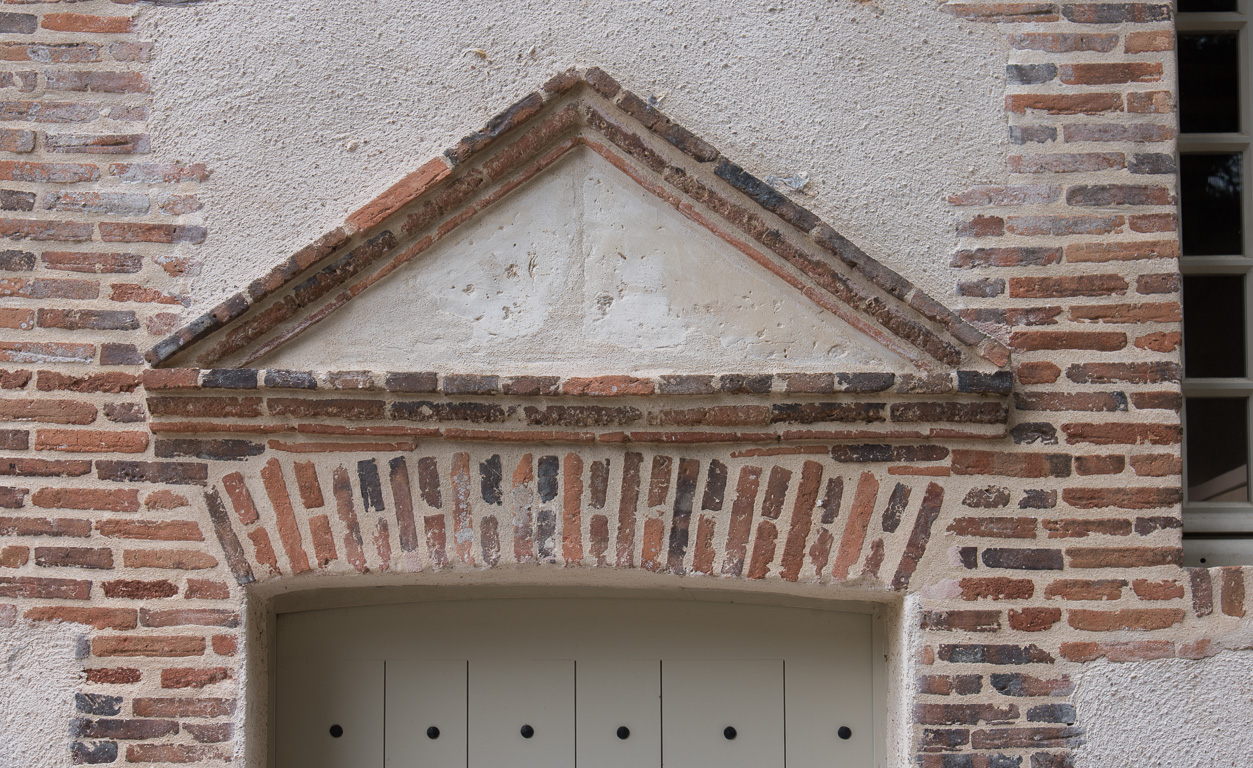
[148,68,1009,375]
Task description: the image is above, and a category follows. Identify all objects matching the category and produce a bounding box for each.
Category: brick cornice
[145,67,1011,373]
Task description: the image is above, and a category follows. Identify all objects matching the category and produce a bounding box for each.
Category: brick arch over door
[204,448,950,592]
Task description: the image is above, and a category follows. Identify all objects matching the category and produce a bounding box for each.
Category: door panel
[276,658,384,768]
[385,660,467,768]
[661,659,785,768]
[468,659,574,768]
[576,660,661,768]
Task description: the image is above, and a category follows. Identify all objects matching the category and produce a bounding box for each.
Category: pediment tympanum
[146,68,1009,377]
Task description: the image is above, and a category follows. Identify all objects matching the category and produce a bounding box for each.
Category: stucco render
[1073,652,1253,767]
[141,0,1010,316]
[258,150,908,374]
[0,622,80,768]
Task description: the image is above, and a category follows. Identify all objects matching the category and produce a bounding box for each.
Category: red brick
[1074,454,1126,476]
[0,514,91,536]
[1127,91,1173,114]
[952,450,1071,478]
[1130,454,1180,477]
[0,398,96,424]
[1126,31,1173,53]
[1066,547,1182,568]
[1044,578,1126,601]
[1009,152,1125,173]
[1006,214,1124,236]
[123,549,218,570]
[1068,608,1184,631]
[561,376,654,396]
[1005,93,1123,114]
[0,307,33,330]
[211,634,237,656]
[1066,240,1177,262]
[957,214,1004,237]
[41,13,134,33]
[1015,392,1128,412]
[161,668,230,689]
[0,575,89,599]
[1066,362,1179,384]
[1062,487,1180,509]
[1043,518,1134,537]
[86,667,141,684]
[101,579,178,599]
[0,545,28,567]
[126,745,228,763]
[24,605,135,630]
[184,579,229,600]
[97,519,202,541]
[1010,275,1127,298]
[1061,640,1175,663]
[1007,32,1118,52]
[1008,607,1061,631]
[34,545,112,569]
[1132,578,1184,600]
[37,371,140,393]
[93,635,205,657]
[1017,362,1060,384]
[1221,567,1246,618]
[141,608,238,628]
[1134,331,1180,352]
[34,428,148,453]
[1010,331,1125,351]
[1058,63,1162,85]
[960,577,1035,601]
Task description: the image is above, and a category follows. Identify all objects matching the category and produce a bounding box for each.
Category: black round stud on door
[520,724,535,739]
[329,725,344,739]
[426,726,440,740]
[723,726,737,740]
[838,726,852,740]
[616,726,630,740]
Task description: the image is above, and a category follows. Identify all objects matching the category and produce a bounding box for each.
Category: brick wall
[0,2,1249,768]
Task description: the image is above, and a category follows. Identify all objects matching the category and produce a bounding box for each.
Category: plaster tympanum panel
[258,149,908,374]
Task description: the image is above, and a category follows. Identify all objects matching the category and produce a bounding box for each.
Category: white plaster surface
[1073,653,1253,767]
[258,150,908,374]
[0,623,80,768]
[141,0,1009,316]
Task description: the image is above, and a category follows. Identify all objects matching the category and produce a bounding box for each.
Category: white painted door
[385,660,467,768]
[576,660,662,768]
[662,659,785,768]
[276,658,384,768]
[468,659,575,768]
[275,598,874,767]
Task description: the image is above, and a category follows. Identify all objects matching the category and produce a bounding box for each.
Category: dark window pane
[1179,33,1240,133]
[1178,0,1237,11]
[1184,275,1246,377]
[1186,397,1249,502]
[1181,153,1243,256]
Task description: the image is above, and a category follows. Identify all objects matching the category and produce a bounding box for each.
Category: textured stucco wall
[0,623,81,768]
[260,150,908,374]
[142,0,1009,315]
[1073,651,1253,767]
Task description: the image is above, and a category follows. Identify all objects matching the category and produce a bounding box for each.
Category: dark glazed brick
[958,278,1006,298]
[957,370,1014,395]
[880,483,910,533]
[1021,490,1058,509]
[384,371,437,393]
[701,459,728,511]
[100,343,141,365]
[76,694,123,716]
[535,508,556,562]
[1027,704,1077,724]
[390,401,507,423]
[441,374,499,395]
[982,548,1064,570]
[1012,423,1059,445]
[1062,3,1171,23]
[416,457,441,508]
[657,375,714,395]
[537,455,559,503]
[97,461,207,485]
[1008,64,1057,84]
[70,718,177,740]
[718,374,772,394]
[201,369,257,389]
[830,444,949,462]
[0,189,35,211]
[835,372,896,392]
[1010,126,1058,144]
[820,477,844,524]
[666,458,700,574]
[1129,154,1175,175]
[480,454,502,505]
[771,402,885,424]
[523,405,640,427]
[0,13,36,34]
[713,158,821,233]
[890,402,1008,424]
[939,644,1055,665]
[0,250,35,271]
[263,370,316,390]
[445,92,545,165]
[760,466,792,520]
[154,439,264,461]
[71,741,118,765]
[589,460,610,509]
[357,459,385,513]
